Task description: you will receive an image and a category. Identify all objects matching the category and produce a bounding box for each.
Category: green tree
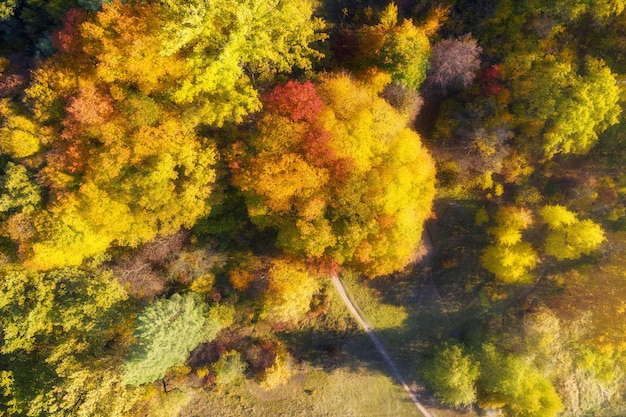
[355,3,433,90]
[0,266,126,354]
[121,293,233,386]
[423,342,480,407]
[212,350,246,386]
[0,266,140,417]
[508,55,621,158]
[478,344,563,417]
[0,162,41,215]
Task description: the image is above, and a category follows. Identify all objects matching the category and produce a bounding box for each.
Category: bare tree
[426,34,482,95]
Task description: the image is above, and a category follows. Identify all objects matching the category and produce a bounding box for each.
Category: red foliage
[265,81,324,123]
[307,255,340,277]
[303,127,335,166]
[0,74,26,98]
[46,142,88,175]
[51,9,88,54]
[65,84,114,125]
[478,65,503,96]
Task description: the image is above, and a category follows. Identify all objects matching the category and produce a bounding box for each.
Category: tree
[0,162,41,215]
[0,266,126,354]
[260,258,320,324]
[212,350,246,386]
[354,3,434,90]
[481,207,539,283]
[121,293,233,386]
[233,75,436,277]
[478,344,563,417]
[540,205,605,260]
[0,265,140,417]
[423,342,480,407]
[481,243,539,284]
[426,34,482,95]
[508,54,621,158]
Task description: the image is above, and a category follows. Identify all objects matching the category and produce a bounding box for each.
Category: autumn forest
[1,0,626,416]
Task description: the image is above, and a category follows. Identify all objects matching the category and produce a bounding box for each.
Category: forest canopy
[1,1,626,417]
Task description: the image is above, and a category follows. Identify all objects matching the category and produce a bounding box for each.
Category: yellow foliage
[229,268,255,291]
[0,103,41,158]
[261,258,320,324]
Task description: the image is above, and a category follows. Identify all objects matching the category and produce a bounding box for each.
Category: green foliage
[121,293,232,386]
[478,344,563,417]
[153,0,326,125]
[0,162,40,214]
[423,342,479,407]
[0,265,140,417]
[0,266,127,354]
[355,4,432,90]
[212,350,246,386]
[509,55,621,158]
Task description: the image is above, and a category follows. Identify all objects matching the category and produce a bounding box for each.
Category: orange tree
[232,75,436,277]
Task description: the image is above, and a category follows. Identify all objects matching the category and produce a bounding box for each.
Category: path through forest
[330,274,435,417]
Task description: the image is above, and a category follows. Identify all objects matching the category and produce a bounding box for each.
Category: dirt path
[330,274,435,417]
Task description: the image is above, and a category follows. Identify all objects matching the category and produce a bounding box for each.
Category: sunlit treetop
[340,3,445,91]
[233,74,436,277]
[506,54,621,158]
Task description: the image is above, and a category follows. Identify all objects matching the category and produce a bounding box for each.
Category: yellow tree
[540,205,605,260]
[480,206,539,283]
[260,258,320,324]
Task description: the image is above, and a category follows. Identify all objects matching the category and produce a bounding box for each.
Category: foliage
[0,266,126,354]
[212,350,246,386]
[0,265,140,417]
[258,341,291,390]
[3,0,326,270]
[354,4,433,90]
[477,344,563,417]
[508,55,621,158]
[233,75,436,277]
[121,293,232,386]
[423,342,479,407]
[261,258,320,324]
[540,205,605,260]
[481,207,539,283]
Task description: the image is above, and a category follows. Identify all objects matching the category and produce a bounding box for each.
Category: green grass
[180,367,422,417]
[340,271,408,329]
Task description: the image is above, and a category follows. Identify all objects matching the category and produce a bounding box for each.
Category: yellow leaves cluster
[261,258,320,324]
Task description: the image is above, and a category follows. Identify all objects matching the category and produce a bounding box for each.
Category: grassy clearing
[180,367,422,417]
